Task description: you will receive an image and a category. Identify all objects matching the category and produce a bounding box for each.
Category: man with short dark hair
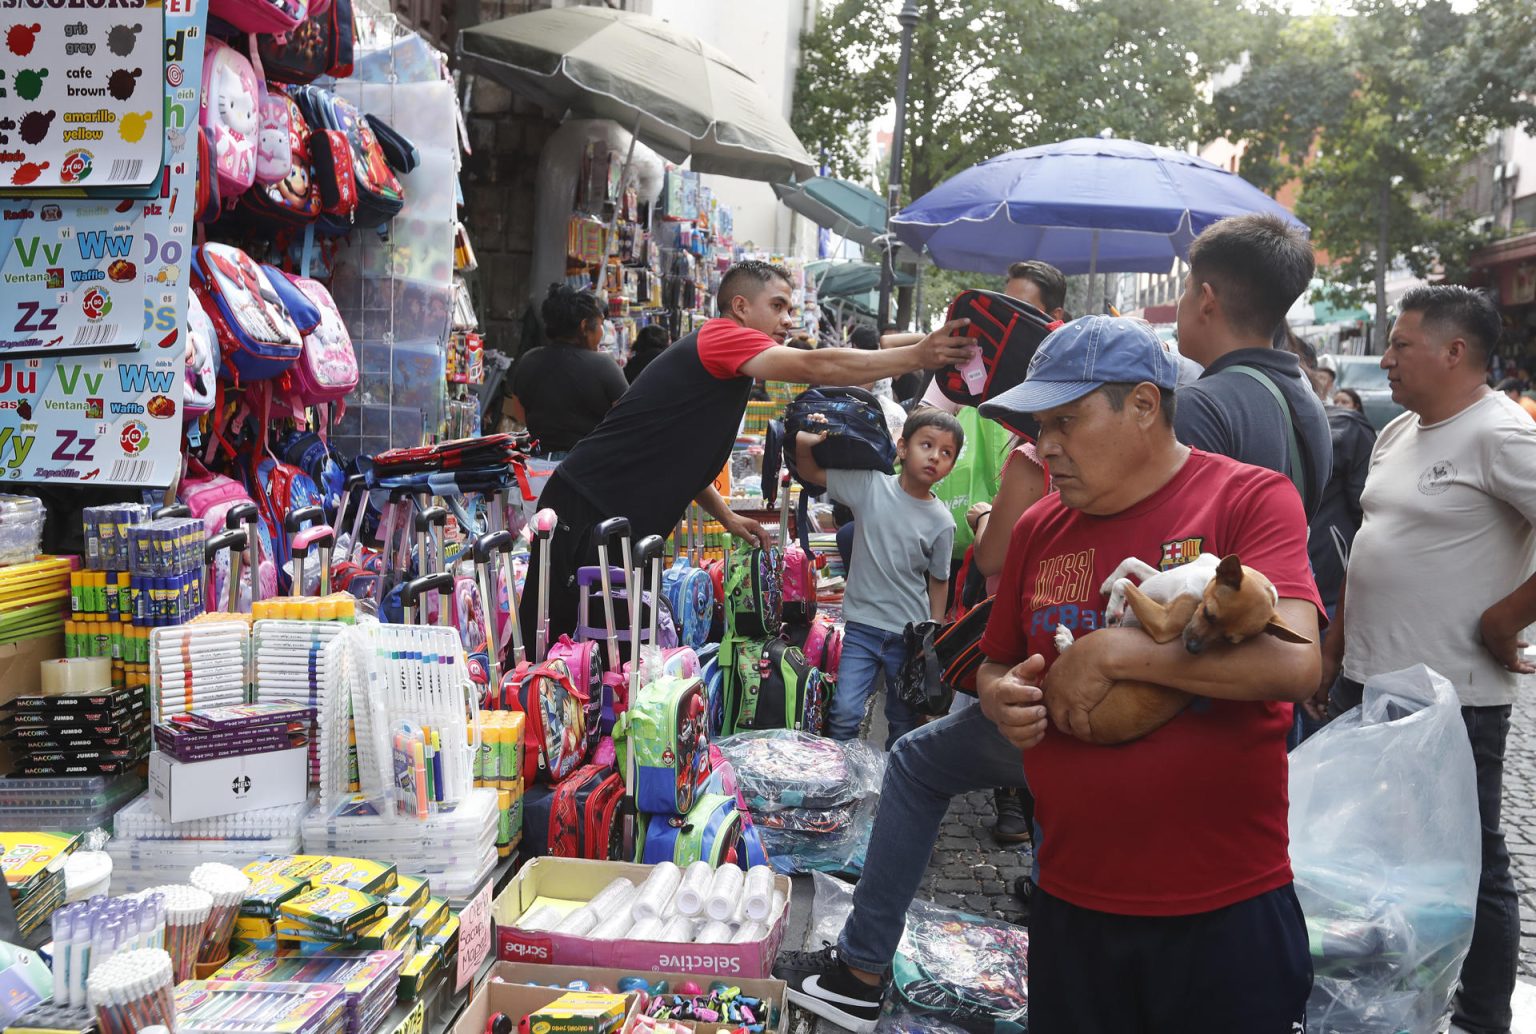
[1319,285,1536,1034]
[522,260,975,646]
[1006,259,1068,316]
[1175,214,1331,517]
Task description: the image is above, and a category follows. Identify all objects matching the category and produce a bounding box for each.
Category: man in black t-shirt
[522,261,976,648]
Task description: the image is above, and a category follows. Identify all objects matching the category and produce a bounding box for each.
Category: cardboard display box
[487,962,789,1034]
[493,859,791,979]
[148,746,308,822]
[455,969,638,1034]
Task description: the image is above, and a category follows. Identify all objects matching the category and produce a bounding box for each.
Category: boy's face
[899,426,960,488]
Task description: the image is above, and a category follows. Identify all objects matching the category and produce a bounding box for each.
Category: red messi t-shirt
[980,449,1324,916]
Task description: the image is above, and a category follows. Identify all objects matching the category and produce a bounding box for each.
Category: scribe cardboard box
[454,969,637,1034]
[148,746,307,822]
[493,858,790,979]
[489,962,789,1034]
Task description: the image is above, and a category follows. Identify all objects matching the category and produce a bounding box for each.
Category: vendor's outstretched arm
[693,485,767,548]
[739,320,973,385]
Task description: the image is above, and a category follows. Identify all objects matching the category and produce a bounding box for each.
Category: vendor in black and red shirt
[522,260,974,650]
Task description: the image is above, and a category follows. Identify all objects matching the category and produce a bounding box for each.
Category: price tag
[457,881,493,990]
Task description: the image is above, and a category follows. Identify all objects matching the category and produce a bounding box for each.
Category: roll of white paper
[731,920,768,944]
[630,863,683,921]
[587,877,637,915]
[588,908,636,941]
[694,919,735,944]
[657,916,696,943]
[672,860,713,917]
[626,916,665,942]
[742,865,775,921]
[515,904,561,930]
[552,906,599,937]
[704,864,745,922]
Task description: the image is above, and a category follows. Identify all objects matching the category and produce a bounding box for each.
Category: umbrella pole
[1088,229,1100,315]
[605,114,642,278]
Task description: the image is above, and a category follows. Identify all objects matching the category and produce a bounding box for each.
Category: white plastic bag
[1289,664,1480,1033]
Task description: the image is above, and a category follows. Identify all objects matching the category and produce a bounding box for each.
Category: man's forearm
[1489,570,1536,631]
[802,344,929,386]
[693,485,732,522]
[881,332,924,349]
[1097,622,1320,704]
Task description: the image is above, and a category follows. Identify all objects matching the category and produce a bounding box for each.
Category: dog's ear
[1215,554,1244,589]
[1263,615,1314,644]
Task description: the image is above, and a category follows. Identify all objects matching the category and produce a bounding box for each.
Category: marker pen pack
[271,856,398,897]
[276,885,387,939]
[384,874,430,915]
[174,979,349,1034]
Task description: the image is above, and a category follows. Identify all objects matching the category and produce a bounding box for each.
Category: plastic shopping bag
[1289,664,1480,1033]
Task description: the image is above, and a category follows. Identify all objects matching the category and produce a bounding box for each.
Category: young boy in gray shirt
[795,409,962,748]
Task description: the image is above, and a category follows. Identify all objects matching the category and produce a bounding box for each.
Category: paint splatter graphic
[11,161,49,186]
[5,24,41,57]
[107,67,141,102]
[106,23,141,58]
[118,111,152,143]
[18,110,54,145]
[14,68,47,102]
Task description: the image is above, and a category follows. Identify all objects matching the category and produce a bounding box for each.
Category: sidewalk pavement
[782,673,1536,1031]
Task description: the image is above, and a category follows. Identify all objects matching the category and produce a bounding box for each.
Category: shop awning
[773,177,887,247]
[808,260,915,299]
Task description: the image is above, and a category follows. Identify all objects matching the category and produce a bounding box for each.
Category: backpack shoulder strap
[1228,365,1308,504]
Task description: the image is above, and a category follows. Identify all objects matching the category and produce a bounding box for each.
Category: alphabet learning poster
[0,5,166,192]
[0,0,201,488]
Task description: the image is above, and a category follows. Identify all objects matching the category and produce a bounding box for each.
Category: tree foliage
[793,0,1264,327]
[1210,0,1536,347]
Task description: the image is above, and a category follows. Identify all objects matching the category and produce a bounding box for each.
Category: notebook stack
[0,831,80,937]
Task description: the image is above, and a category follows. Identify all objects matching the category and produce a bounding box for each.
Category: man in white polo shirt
[1318,285,1536,1034]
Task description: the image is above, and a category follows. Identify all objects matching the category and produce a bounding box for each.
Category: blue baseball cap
[979,314,1181,423]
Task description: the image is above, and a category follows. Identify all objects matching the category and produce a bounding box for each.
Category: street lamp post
[877,0,920,332]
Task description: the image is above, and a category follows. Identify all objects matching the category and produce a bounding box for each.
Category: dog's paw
[1053,625,1075,652]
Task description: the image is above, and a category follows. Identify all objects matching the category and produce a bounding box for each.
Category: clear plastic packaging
[0,493,44,566]
[810,871,1029,1032]
[716,730,884,811]
[757,793,879,876]
[1289,664,1480,1033]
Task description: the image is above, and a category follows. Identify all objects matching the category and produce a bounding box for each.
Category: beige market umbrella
[458,6,816,183]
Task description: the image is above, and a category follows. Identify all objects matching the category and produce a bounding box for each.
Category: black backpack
[938,290,1060,436]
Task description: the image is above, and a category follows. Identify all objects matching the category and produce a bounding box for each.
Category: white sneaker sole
[785,987,881,1033]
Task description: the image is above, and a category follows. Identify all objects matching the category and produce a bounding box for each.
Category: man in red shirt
[776,315,1323,1033]
[977,315,1323,1029]
[523,260,974,648]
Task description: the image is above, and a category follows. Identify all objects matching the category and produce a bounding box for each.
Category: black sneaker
[1013,875,1034,918]
[774,944,884,1032]
[993,787,1031,846]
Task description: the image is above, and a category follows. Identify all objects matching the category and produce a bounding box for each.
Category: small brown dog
[1052,553,1312,744]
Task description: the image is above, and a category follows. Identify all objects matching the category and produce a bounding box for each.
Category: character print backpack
[508,658,590,785]
[281,275,359,409]
[621,676,707,816]
[183,293,218,420]
[199,38,261,200]
[190,243,305,384]
[522,763,625,860]
[724,541,781,639]
[721,637,824,736]
[637,793,750,868]
[258,0,357,84]
[240,91,321,228]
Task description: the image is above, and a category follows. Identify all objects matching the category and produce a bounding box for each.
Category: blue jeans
[829,620,921,749]
[838,703,1030,974]
[1332,677,1517,1033]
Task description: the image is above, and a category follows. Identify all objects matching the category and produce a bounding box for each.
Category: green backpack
[622,675,707,817]
[636,793,746,867]
[724,541,782,638]
[721,636,826,736]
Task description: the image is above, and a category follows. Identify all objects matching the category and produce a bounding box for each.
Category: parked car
[1324,354,1405,430]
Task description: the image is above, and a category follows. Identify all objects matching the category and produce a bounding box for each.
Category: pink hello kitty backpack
[199,38,260,200]
[254,94,293,186]
[282,274,358,408]
[184,292,218,419]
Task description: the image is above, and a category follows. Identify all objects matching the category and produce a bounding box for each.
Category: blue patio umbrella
[890,137,1307,276]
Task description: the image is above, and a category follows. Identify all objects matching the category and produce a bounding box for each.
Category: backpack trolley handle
[593,516,631,674]
[532,509,557,663]
[284,505,325,598]
[153,504,191,519]
[636,534,665,652]
[206,528,247,613]
[225,501,261,611]
[413,505,449,578]
[403,572,455,627]
[339,473,368,563]
[291,525,336,597]
[473,530,519,681]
